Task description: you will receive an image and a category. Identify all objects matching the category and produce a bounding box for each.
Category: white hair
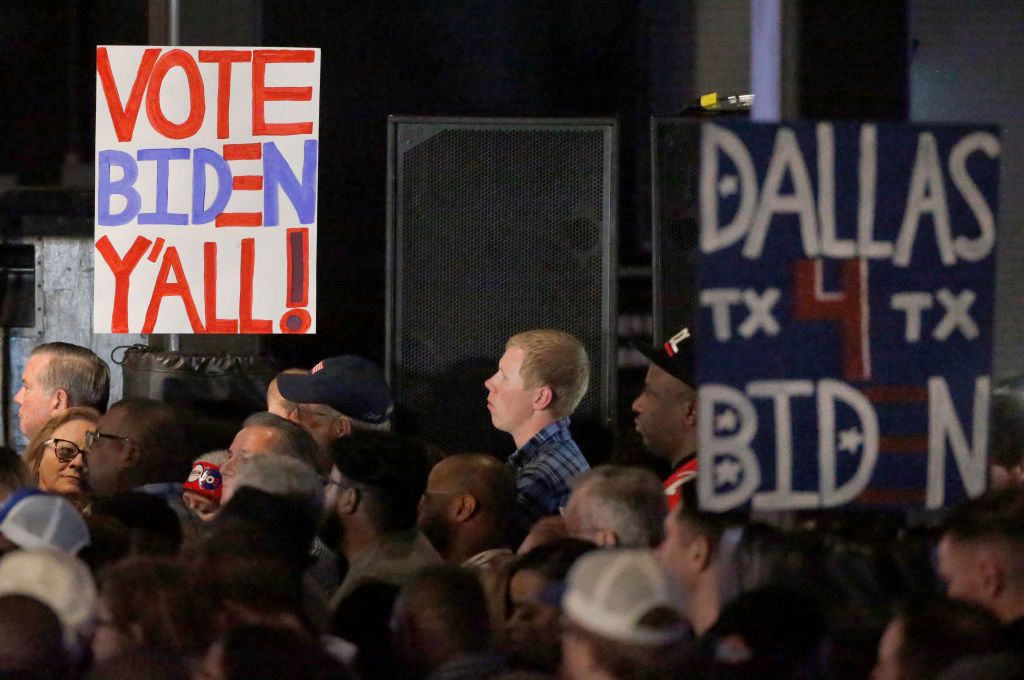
[231,455,324,514]
[569,465,666,548]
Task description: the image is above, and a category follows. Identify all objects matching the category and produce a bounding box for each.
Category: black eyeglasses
[84,430,133,449]
[44,438,89,463]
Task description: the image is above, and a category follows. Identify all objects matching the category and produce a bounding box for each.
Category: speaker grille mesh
[652,119,701,344]
[390,121,615,456]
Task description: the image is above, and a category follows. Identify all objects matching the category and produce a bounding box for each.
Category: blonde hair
[507,329,589,420]
[23,406,101,478]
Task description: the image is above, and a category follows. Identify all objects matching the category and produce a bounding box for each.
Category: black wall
[261,0,694,369]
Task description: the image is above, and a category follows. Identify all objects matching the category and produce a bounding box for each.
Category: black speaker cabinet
[386,117,617,459]
[651,118,701,344]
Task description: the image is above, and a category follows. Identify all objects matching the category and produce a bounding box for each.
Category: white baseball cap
[0,547,97,642]
[562,548,689,646]
[0,489,90,554]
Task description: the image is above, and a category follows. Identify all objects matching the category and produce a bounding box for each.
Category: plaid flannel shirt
[507,418,589,533]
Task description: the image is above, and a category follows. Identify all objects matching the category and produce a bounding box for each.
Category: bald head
[438,454,515,512]
[417,454,516,562]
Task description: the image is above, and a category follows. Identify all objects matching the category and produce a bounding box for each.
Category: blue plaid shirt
[507,418,589,533]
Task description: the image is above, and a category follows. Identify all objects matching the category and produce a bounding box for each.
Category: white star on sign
[837,427,863,454]
[715,408,738,433]
[715,458,742,487]
[718,174,738,197]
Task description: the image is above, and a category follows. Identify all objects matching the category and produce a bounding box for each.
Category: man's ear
[339,486,360,515]
[333,416,353,439]
[684,398,698,428]
[453,494,479,522]
[688,533,713,572]
[51,388,70,413]
[122,440,142,468]
[532,386,554,412]
[977,553,1005,601]
[595,530,619,548]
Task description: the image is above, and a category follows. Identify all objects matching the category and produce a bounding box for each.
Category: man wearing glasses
[84,399,191,498]
[276,355,394,452]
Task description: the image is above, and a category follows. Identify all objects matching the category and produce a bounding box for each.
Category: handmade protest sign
[696,121,1000,511]
[94,46,320,334]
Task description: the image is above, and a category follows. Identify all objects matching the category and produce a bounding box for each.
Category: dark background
[0,0,697,371]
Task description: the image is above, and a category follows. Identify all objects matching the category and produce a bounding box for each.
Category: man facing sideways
[277,356,393,447]
[485,329,591,537]
[937,489,1024,647]
[14,342,110,439]
[219,412,319,489]
[633,326,698,511]
[561,465,666,548]
[85,399,192,498]
[417,453,516,566]
[657,504,738,637]
[323,432,441,608]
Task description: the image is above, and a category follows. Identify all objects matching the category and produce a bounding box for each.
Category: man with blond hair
[485,329,590,537]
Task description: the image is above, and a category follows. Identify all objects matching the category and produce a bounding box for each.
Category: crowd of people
[0,333,1022,680]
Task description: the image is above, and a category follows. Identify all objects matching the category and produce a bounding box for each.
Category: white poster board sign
[94,46,320,334]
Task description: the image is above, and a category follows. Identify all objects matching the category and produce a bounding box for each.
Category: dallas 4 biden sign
[695,121,1000,511]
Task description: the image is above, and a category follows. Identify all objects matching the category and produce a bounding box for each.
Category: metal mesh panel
[389,120,615,456]
[652,119,701,344]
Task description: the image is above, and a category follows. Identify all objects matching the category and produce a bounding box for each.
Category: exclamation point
[279,227,311,333]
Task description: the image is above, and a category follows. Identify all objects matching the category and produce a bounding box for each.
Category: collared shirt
[507,418,589,533]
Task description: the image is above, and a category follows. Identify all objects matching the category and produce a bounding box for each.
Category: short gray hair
[232,455,324,515]
[570,465,666,548]
[32,343,110,412]
[193,449,230,467]
[240,412,319,469]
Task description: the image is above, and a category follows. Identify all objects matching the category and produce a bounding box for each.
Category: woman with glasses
[22,406,100,511]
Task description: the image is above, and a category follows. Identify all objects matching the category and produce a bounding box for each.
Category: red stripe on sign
[863,386,929,402]
[147,237,165,262]
[216,212,262,227]
[857,489,926,505]
[879,435,929,453]
[233,175,263,190]
[223,143,262,160]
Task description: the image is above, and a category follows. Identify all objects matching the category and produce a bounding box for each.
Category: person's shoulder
[535,434,588,470]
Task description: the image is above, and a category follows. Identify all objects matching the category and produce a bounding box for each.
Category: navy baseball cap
[277,356,393,424]
[633,325,696,388]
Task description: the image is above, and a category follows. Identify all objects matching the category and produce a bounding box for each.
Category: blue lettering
[192,148,233,224]
[137,148,190,225]
[263,140,318,226]
[97,150,141,226]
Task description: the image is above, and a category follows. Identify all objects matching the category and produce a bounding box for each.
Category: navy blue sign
[696,121,1000,511]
